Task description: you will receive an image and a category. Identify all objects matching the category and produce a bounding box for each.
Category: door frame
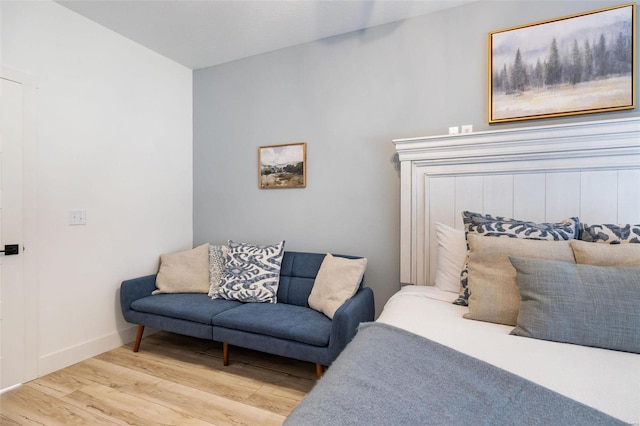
[2,67,39,385]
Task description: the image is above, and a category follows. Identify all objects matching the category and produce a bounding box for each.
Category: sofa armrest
[327,286,375,363]
[120,274,157,322]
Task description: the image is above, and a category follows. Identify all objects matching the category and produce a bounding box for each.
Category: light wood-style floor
[0,332,317,425]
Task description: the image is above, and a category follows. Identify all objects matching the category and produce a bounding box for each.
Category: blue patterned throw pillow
[579,223,640,244]
[217,240,285,303]
[454,211,579,306]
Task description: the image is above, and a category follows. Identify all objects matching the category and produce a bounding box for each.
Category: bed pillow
[509,256,640,354]
[579,223,640,243]
[463,234,574,326]
[217,240,285,303]
[434,223,467,293]
[208,244,229,298]
[454,211,579,306]
[153,244,210,294]
[308,254,367,319]
[570,240,640,267]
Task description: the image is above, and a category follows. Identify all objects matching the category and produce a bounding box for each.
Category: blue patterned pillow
[217,240,285,303]
[454,211,579,306]
[579,223,640,244]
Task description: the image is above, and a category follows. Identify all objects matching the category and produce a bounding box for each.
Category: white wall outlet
[69,209,86,226]
[461,125,473,134]
[448,126,459,135]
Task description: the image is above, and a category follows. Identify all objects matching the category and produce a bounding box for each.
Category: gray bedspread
[285,322,625,425]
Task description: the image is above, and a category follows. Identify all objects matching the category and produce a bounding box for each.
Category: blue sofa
[120,251,375,378]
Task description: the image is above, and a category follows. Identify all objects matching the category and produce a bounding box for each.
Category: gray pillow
[509,256,640,354]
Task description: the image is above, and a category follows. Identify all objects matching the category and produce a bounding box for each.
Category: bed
[286,118,640,425]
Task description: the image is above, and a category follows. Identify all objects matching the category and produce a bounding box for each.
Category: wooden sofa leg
[316,363,325,379]
[223,342,229,366]
[133,325,144,352]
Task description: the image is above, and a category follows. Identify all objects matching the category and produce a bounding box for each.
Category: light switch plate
[69,209,86,226]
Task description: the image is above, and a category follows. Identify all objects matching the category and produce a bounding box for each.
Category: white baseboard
[1,383,22,394]
[38,325,149,377]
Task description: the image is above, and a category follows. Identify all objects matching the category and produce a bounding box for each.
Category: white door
[0,77,26,390]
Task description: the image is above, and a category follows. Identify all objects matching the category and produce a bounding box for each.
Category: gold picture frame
[489,3,636,123]
[258,142,307,189]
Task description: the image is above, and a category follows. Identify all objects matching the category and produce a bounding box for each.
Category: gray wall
[193,0,638,316]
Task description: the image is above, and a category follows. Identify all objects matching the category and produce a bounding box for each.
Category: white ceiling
[56,0,475,70]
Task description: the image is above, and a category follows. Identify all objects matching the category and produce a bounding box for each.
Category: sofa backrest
[277,251,364,307]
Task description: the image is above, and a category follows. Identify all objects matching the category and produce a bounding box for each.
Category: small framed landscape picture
[489,3,636,123]
[258,142,307,189]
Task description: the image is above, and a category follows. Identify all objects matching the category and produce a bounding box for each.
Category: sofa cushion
[277,252,365,307]
[278,275,316,307]
[131,294,242,325]
[277,251,326,306]
[212,303,332,347]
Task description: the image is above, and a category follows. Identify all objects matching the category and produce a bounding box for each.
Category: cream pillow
[570,240,640,266]
[153,244,210,294]
[463,235,574,326]
[455,211,578,306]
[435,223,467,293]
[308,254,367,319]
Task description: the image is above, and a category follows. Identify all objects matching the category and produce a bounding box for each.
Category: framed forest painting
[489,3,636,123]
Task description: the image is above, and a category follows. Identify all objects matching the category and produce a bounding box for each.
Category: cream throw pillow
[153,244,210,294]
[570,240,640,266]
[463,235,574,326]
[308,254,367,319]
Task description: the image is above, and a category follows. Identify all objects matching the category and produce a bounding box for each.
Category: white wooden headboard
[393,117,640,286]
